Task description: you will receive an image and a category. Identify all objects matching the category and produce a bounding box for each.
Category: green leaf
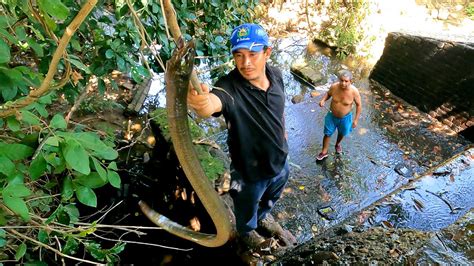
[0,237,6,248]
[74,184,97,207]
[63,237,78,255]
[63,139,90,175]
[37,229,49,244]
[109,242,126,254]
[20,110,41,125]
[92,157,107,181]
[27,38,44,57]
[0,15,16,28]
[15,26,27,41]
[38,0,70,20]
[0,142,34,160]
[75,172,107,189]
[105,49,115,59]
[6,116,20,132]
[4,196,30,221]
[62,177,74,200]
[107,161,118,171]
[15,242,27,260]
[0,28,18,43]
[1,86,17,101]
[68,57,91,74]
[116,56,126,71]
[70,38,82,51]
[71,132,118,160]
[63,204,79,224]
[29,154,47,180]
[97,79,106,94]
[107,170,121,188]
[45,136,59,146]
[3,183,32,198]
[50,114,67,129]
[0,39,10,64]
[0,155,15,177]
[33,102,49,117]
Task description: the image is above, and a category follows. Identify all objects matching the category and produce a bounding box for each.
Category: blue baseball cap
[230,23,269,53]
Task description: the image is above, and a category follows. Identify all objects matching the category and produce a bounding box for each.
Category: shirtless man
[316,70,362,161]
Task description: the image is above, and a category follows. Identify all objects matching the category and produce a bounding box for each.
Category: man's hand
[187,83,222,118]
[352,119,358,128]
[187,83,211,111]
[319,99,325,107]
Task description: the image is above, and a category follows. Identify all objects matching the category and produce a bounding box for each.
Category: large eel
[138,39,231,247]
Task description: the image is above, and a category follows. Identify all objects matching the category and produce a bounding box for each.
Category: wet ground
[264,35,473,263]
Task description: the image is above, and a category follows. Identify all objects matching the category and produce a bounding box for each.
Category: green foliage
[151,108,225,181]
[467,3,474,19]
[0,0,257,263]
[316,1,370,59]
[195,145,225,181]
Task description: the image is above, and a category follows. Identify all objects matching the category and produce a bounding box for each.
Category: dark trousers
[230,159,290,234]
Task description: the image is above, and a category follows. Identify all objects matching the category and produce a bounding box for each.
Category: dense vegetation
[0,0,258,263]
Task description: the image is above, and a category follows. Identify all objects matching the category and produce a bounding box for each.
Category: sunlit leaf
[4,196,30,221]
[38,0,70,20]
[3,183,31,198]
[45,136,60,146]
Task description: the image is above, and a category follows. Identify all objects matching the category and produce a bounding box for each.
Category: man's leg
[335,112,353,151]
[321,135,331,154]
[257,160,289,221]
[229,168,268,248]
[257,161,297,246]
[321,112,335,155]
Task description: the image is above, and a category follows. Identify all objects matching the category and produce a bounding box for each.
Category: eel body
[139,39,231,247]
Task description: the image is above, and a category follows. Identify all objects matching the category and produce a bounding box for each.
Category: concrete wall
[369,32,474,141]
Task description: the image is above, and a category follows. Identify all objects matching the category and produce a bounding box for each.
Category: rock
[291,94,304,104]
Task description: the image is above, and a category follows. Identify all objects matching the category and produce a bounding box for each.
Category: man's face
[339,76,351,89]
[233,48,271,81]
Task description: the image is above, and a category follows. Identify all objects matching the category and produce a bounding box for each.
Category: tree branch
[162,0,202,94]
[0,0,98,118]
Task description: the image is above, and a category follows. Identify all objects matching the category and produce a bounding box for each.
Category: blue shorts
[324,112,353,137]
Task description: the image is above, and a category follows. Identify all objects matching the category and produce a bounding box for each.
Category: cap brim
[231,42,265,53]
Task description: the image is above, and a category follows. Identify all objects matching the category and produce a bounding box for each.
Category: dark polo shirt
[211,64,288,182]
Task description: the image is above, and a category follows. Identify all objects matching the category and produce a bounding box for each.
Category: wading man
[316,70,362,161]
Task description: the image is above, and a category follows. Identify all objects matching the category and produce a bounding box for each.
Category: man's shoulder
[215,70,236,88]
[350,85,359,93]
[267,64,283,78]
